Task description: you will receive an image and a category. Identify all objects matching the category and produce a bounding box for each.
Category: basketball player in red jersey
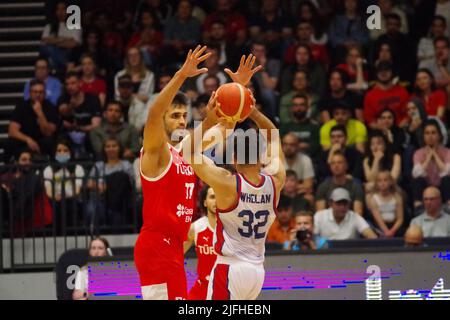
[184,186,217,300]
[182,55,286,300]
[134,45,213,300]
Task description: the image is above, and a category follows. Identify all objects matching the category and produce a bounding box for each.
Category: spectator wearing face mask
[43,139,85,234]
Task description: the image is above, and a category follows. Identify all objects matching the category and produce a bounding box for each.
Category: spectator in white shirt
[314,188,377,240]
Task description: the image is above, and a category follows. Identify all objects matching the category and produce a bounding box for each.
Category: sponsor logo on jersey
[240,192,271,204]
[176,204,194,222]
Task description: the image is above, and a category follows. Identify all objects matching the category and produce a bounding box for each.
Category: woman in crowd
[363,130,401,192]
[280,44,326,96]
[87,138,135,228]
[412,119,450,209]
[79,54,107,108]
[335,45,368,92]
[366,170,404,237]
[403,98,429,148]
[412,68,447,121]
[72,236,111,300]
[114,46,155,103]
[43,139,85,234]
[375,108,406,154]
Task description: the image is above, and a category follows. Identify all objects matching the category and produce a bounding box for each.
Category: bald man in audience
[410,187,450,237]
[404,225,424,248]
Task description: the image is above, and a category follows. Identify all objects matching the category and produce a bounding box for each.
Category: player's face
[89,240,108,257]
[295,216,313,233]
[204,188,217,215]
[164,105,188,137]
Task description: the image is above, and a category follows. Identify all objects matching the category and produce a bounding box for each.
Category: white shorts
[206,256,265,300]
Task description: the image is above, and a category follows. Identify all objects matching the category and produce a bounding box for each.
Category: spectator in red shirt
[335,45,369,92]
[284,21,329,66]
[363,60,409,129]
[413,68,447,121]
[79,54,107,108]
[202,0,247,46]
[94,12,124,63]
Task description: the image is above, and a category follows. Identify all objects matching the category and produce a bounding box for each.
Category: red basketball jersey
[140,144,197,244]
[193,216,217,281]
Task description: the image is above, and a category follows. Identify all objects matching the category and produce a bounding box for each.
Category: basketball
[215,83,254,122]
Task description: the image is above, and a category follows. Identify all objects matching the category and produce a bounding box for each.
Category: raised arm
[141,45,211,178]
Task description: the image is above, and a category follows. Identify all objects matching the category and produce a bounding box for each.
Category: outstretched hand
[179,45,212,78]
[224,54,263,86]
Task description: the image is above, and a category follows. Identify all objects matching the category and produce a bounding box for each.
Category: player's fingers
[224,68,233,77]
[252,65,263,74]
[250,55,257,68]
[187,49,193,59]
[195,45,207,58]
[239,55,246,66]
[245,54,252,67]
[192,44,201,55]
[195,67,208,76]
[198,51,212,62]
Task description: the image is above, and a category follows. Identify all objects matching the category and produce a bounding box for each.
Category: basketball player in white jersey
[182,55,286,300]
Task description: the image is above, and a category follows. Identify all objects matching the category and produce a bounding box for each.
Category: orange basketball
[216,83,254,122]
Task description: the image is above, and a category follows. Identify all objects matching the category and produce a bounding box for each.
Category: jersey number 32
[238,210,270,239]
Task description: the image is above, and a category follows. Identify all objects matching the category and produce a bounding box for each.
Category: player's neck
[207,212,216,229]
[239,168,262,185]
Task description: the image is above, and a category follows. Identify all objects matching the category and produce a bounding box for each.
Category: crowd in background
[3,0,450,247]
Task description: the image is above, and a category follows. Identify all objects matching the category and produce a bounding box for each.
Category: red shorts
[134,231,187,300]
[188,278,209,300]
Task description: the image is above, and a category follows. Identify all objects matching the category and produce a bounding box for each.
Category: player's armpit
[140,146,171,180]
[186,153,235,191]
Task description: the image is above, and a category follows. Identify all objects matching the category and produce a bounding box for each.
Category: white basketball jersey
[213,173,277,264]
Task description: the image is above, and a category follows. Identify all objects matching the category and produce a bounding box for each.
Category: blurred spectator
[127,9,164,68]
[282,170,311,213]
[318,69,363,123]
[366,171,404,238]
[68,29,109,77]
[202,0,247,46]
[412,120,450,208]
[191,94,210,123]
[79,54,107,108]
[369,0,409,40]
[116,75,148,132]
[315,152,364,215]
[419,36,450,88]
[7,79,59,161]
[133,157,142,193]
[314,188,377,240]
[404,225,424,247]
[250,41,280,116]
[417,15,447,64]
[90,101,140,161]
[284,21,329,66]
[248,0,291,58]
[93,12,124,67]
[267,196,296,244]
[363,130,401,192]
[403,98,428,148]
[295,0,327,45]
[73,237,111,300]
[280,44,327,96]
[23,58,62,106]
[411,187,450,237]
[206,20,242,67]
[279,70,319,125]
[279,93,320,157]
[320,102,367,154]
[203,75,220,96]
[282,133,314,204]
[59,72,102,158]
[335,45,368,92]
[375,108,406,154]
[40,1,82,72]
[285,211,328,250]
[163,0,201,62]
[363,61,409,129]
[412,68,447,121]
[86,138,135,227]
[317,124,364,182]
[373,13,416,82]
[114,47,155,104]
[0,149,52,235]
[369,41,398,80]
[43,139,85,234]
[134,0,173,28]
[435,0,450,37]
[327,0,369,61]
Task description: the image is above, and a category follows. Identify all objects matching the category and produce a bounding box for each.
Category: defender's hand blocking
[224,54,263,87]
[179,45,211,78]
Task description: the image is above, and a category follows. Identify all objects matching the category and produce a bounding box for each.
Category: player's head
[232,129,263,171]
[164,92,189,139]
[200,185,216,216]
[89,236,110,257]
